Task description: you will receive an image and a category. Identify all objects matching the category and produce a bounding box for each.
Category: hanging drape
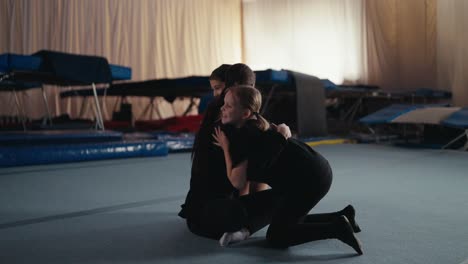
[242,0,437,92]
[1,0,468,119]
[437,0,468,107]
[365,0,437,92]
[0,0,242,119]
[242,0,367,85]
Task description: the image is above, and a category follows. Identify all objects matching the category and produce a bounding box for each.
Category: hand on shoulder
[272,123,292,139]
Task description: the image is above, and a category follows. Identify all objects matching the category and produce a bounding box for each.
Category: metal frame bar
[12,89,26,131]
[40,85,53,126]
[442,129,468,150]
[91,82,105,130]
[260,84,279,116]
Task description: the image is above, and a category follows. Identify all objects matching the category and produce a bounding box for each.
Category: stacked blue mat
[124,132,195,152]
[0,130,168,167]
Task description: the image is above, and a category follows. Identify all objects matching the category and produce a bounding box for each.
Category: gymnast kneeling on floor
[212,85,363,255]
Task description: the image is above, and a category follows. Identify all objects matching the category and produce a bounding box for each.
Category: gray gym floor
[1,144,467,264]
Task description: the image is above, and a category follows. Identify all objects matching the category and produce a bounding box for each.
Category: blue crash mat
[0,140,168,167]
[0,130,123,145]
[110,64,132,80]
[255,69,291,87]
[441,108,468,129]
[124,132,195,152]
[359,104,440,125]
[0,53,42,73]
[1,52,132,82]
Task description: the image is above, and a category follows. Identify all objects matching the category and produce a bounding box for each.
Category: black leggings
[265,172,335,248]
[187,172,338,247]
[187,189,280,240]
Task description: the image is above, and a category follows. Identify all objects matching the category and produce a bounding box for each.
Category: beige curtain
[242,0,367,85]
[0,0,242,120]
[2,0,468,119]
[242,0,437,92]
[366,0,437,92]
[437,0,468,106]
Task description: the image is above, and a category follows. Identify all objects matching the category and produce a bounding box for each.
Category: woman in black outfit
[212,85,363,254]
[179,64,285,241]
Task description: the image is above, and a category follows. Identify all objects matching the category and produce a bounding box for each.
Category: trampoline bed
[359,104,468,150]
[60,69,327,137]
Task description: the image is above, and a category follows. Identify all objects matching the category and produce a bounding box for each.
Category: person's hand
[213,126,230,151]
[271,123,292,139]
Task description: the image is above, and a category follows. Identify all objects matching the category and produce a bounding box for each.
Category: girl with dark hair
[179,63,291,242]
[212,85,363,254]
[199,64,231,113]
[209,64,231,97]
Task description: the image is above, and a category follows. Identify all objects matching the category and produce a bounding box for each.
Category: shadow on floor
[1,211,360,263]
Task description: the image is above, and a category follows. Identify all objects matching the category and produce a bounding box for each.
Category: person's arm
[213,127,248,190]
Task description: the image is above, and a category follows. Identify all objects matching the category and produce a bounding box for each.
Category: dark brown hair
[225,63,256,89]
[209,64,231,82]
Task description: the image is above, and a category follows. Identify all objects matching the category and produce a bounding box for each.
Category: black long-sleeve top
[228,120,332,192]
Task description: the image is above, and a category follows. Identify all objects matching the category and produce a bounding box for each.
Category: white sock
[219,228,250,247]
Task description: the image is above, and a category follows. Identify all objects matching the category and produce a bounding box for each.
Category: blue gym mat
[0,140,168,167]
[0,130,123,145]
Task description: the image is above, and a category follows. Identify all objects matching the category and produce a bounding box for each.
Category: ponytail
[252,111,270,131]
[227,85,271,132]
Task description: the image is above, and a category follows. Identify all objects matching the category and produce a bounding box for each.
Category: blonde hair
[227,85,270,131]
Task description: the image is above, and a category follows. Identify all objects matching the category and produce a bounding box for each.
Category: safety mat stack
[0,130,168,167]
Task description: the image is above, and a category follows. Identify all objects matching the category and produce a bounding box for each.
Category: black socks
[335,215,363,255]
[302,204,362,233]
[341,205,361,233]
